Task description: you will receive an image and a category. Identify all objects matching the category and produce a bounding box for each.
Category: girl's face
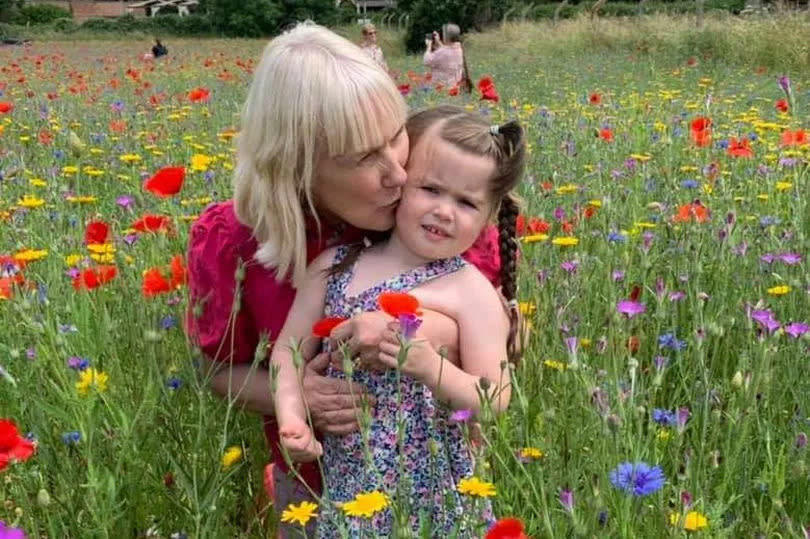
[312,117,408,232]
[364,29,378,44]
[396,130,495,261]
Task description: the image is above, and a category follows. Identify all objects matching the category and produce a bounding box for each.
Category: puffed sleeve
[185,202,255,364]
[462,224,502,288]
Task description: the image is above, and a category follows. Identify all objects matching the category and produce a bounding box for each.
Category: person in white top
[359,23,388,72]
[423,23,470,90]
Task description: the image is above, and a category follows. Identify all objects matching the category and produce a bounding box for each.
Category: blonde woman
[185,23,502,537]
[359,22,387,71]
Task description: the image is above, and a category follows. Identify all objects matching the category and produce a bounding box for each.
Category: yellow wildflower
[341,491,389,518]
[544,359,567,371]
[556,184,578,195]
[75,368,109,396]
[657,429,671,441]
[221,446,243,469]
[191,153,213,172]
[519,302,536,315]
[62,165,79,175]
[65,254,82,266]
[87,243,115,255]
[17,195,45,209]
[522,234,548,244]
[119,153,142,164]
[756,194,769,201]
[767,285,789,296]
[14,249,48,262]
[457,477,496,498]
[669,511,708,531]
[66,196,98,204]
[519,447,544,460]
[29,178,47,187]
[281,501,318,527]
[775,181,792,192]
[588,199,603,208]
[551,237,579,247]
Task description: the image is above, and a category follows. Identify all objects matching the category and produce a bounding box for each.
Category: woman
[423,23,471,91]
[185,23,501,537]
[358,22,387,71]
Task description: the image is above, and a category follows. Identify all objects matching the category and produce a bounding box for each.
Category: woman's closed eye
[421,185,440,195]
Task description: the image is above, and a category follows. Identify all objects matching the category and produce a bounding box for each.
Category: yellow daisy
[281,501,318,527]
[457,476,496,498]
[340,491,389,518]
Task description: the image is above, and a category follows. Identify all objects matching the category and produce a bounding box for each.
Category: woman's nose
[380,148,407,188]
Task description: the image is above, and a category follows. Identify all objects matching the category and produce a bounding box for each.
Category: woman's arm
[378,271,512,414]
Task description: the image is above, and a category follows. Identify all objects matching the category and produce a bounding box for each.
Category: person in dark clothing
[152,39,168,58]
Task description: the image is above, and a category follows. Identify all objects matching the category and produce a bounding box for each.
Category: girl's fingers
[378,341,400,357]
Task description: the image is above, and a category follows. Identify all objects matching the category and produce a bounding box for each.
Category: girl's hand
[377,321,437,379]
[279,419,322,463]
[329,311,394,372]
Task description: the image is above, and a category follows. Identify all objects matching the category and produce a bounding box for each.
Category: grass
[0,14,808,537]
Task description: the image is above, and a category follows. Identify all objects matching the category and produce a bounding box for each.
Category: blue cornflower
[160,315,178,330]
[167,377,183,390]
[681,179,698,189]
[658,332,687,351]
[62,431,82,445]
[652,408,676,426]
[717,139,729,149]
[608,231,627,243]
[609,461,665,496]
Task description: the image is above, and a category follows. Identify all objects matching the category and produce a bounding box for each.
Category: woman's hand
[302,352,373,435]
[279,418,322,463]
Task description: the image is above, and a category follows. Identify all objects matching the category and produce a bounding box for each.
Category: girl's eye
[421,186,440,195]
[461,199,478,210]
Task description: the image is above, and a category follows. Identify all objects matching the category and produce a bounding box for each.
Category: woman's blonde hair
[233,22,406,286]
[361,23,376,36]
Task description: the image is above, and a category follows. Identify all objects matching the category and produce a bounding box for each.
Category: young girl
[271,105,526,537]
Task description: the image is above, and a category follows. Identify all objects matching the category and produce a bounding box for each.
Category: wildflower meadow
[1,14,809,538]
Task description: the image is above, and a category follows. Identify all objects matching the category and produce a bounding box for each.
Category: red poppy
[486,517,529,539]
[0,102,13,114]
[38,129,53,145]
[169,254,187,288]
[775,98,789,113]
[599,128,613,142]
[673,202,710,223]
[187,87,210,102]
[131,214,173,233]
[72,265,117,291]
[142,267,172,297]
[478,76,500,103]
[516,215,551,236]
[0,419,36,471]
[85,220,110,245]
[780,129,807,147]
[727,137,753,158]
[691,129,712,147]
[378,291,421,317]
[448,85,459,96]
[312,317,348,338]
[686,57,698,67]
[109,119,127,133]
[690,116,712,132]
[144,166,185,197]
[398,84,411,96]
[0,277,22,300]
[589,92,601,105]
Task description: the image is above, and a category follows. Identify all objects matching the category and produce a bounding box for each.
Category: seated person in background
[152,39,168,58]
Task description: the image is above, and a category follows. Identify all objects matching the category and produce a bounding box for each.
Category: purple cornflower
[116,195,135,210]
[565,337,579,355]
[676,407,691,433]
[67,356,90,371]
[681,490,693,508]
[122,234,139,246]
[559,489,574,512]
[617,300,646,318]
[612,270,625,282]
[778,252,802,265]
[398,313,423,340]
[642,232,654,254]
[0,521,26,539]
[751,309,781,334]
[561,260,579,273]
[609,461,666,496]
[652,409,676,426]
[778,75,791,94]
[796,432,807,450]
[58,324,78,334]
[669,291,685,302]
[784,322,809,339]
[449,409,473,423]
[760,253,776,264]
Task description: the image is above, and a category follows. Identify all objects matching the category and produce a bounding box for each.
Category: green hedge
[9,3,70,25]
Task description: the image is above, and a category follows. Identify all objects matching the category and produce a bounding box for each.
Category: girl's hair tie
[490,125,499,136]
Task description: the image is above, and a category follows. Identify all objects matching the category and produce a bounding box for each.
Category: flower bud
[37,488,51,507]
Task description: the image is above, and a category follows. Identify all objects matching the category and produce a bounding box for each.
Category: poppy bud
[731,371,744,388]
[37,488,51,507]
